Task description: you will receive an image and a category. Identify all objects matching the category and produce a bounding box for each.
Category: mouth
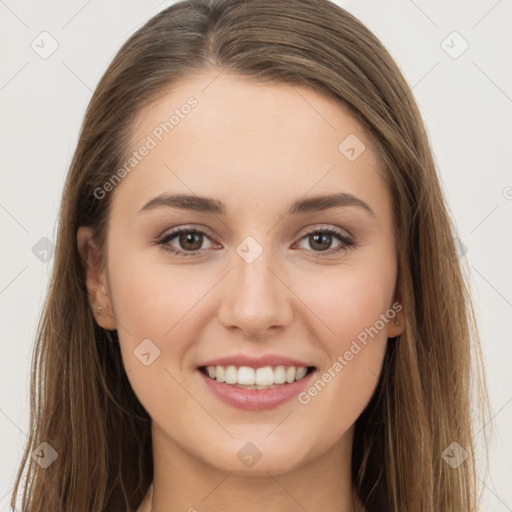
[198,364,316,390]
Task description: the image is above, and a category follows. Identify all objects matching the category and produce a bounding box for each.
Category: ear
[77,227,117,330]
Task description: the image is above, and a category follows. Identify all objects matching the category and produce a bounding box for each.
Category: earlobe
[388,314,405,339]
[76,227,117,330]
[387,299,405,339]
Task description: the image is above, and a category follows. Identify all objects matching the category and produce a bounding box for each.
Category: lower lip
[198,369,315,411]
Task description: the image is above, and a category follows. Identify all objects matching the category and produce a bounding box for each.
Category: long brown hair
[11,0,489,510]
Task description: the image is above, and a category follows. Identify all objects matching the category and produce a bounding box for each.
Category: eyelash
[156,225,356,258]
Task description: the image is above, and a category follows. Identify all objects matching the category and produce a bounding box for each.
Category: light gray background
[1,0,511,510]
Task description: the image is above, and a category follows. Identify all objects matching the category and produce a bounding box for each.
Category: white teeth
[274,365,286,384]
[255,366,274,386]
[203,364,311,387]
[225,365,237,384]
[296,367,307,380]
[237,366,255,385]
[285,367,296,383]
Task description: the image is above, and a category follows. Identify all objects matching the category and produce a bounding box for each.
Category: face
[79,71,404,476]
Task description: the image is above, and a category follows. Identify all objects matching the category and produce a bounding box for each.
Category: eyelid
[157,224,216,241]
[298,223,353,240]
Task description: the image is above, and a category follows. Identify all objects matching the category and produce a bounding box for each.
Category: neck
[149,422,361,512]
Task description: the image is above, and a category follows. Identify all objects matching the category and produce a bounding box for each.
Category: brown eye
[157,227,217,256]
[308,232,333,252]
[178,231,204,251]
[295,227,355,257]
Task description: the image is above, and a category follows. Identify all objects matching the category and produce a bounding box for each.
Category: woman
[11,0,489,510]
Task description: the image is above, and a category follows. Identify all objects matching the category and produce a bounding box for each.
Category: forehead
[112,71,389,221]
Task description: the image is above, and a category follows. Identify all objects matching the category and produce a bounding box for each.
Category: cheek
[107,240,206,339]
[288,262,394,429]
[107,252,205,427]
[293,261,396,353]
[105,240,212,396]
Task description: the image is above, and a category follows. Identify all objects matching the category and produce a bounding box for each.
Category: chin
[195,435,313,476]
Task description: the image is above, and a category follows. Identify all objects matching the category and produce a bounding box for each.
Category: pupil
[180,232,202,250]
[311,233,330,251]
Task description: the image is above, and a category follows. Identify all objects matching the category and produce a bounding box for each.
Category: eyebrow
[139,192,375,217]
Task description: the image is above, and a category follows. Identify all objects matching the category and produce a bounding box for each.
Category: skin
[77,70,405,512]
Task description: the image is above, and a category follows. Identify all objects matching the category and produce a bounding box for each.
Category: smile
[199,365,314,389]
[198,365,317,410]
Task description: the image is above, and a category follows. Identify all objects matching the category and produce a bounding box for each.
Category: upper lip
[199,354,315,369]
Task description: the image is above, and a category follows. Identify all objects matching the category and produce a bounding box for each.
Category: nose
[217,242,294,340]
